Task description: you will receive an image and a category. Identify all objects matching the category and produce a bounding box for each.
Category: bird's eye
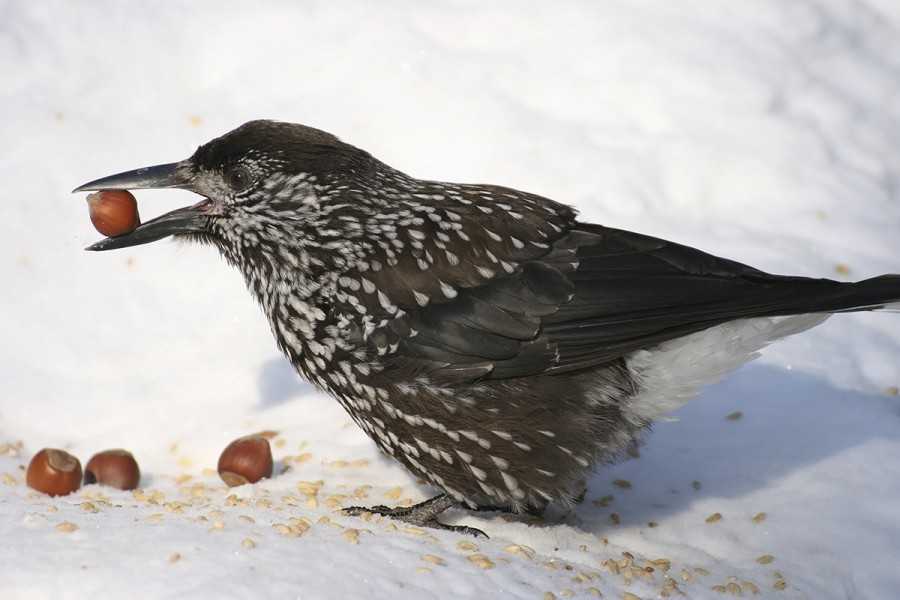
[226,165,253,191]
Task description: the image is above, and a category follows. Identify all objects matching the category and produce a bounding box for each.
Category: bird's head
[74,120,374,255]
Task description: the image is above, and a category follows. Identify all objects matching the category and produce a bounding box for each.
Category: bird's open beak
[73,161,210,251]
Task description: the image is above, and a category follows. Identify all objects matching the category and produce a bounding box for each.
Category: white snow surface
[2,2,900,599]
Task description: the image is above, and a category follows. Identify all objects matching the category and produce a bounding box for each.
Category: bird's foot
[343,494,488,538]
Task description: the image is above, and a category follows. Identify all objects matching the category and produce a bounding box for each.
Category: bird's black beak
[73,161,210,251]
[72,161,189,193]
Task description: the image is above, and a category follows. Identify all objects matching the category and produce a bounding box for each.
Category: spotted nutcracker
[74,120,900,536]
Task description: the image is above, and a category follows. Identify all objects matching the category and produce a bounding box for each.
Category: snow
[2,1,900,598]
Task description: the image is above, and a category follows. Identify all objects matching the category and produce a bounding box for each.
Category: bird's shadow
[462,363,900,533]
[256,357,315,409]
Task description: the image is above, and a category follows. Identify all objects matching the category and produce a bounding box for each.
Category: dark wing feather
[338,186,874,384]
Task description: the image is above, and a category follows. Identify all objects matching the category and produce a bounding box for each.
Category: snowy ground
[2,1,900,598]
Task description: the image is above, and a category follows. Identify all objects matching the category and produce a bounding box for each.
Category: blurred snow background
[1,1,900,598]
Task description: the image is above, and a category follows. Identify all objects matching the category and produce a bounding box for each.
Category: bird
[74,119,900,537]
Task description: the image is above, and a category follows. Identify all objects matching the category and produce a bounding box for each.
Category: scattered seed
[886,386,899,396]
[586,588,602,597]
[55,521,78,533]
[286,452,313,464]
[187,484,208,498]
[711,585,727,594]
[752,512,767,524]
[650,558,672,572]
[342,528,360,544]
[725,582,742,595]
[290,518,312,534]
[773,579,786,591]
[80,502,99,513]
[705,512,722,524]
[168,552,182,563]
[422,554,446,566]
[694,568,711,576]
[543,593,556,600]
[242,538,256,549]
[457,540,478,552]
[163,502,187,514]
[504,544,536,560]
[379,486,402,500]
[2,473,17,485]
[238,515,255,524]
[660,578,680,597]
[560,590,574,598]
[835,263,850,275]
[756,554,774,565]
[623,593,641,600]
[741,580,760,595]
[613,479,632,489]
[609,513,621,525]
[415,567,431,574]
[467,554,495,569]
[647,521,658,528]
[593,495,614,507]
[692,480,702,491]
[296,480,323,497]
[272,523,292,536]
[725,411,743,421]
[324,494,347,509]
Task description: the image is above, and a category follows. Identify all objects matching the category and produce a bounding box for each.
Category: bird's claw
[342,494,488,538]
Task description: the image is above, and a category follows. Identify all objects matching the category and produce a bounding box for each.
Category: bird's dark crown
[190,120,373,187]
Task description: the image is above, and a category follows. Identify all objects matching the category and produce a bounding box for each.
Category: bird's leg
[343,494,487,537]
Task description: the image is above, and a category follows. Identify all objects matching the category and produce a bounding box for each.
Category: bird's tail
[623,273,900,424]
[763,274,900,316]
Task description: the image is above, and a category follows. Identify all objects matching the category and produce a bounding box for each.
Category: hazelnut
[26,449,82,496]
[217,435,273,487]
[87,190,140,237]
[84,449,141,490]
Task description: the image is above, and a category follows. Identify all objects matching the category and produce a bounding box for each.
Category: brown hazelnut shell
[217,435,273,487]
[26,448,82,496]
[84,449,141,490]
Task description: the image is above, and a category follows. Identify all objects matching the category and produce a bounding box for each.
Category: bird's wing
[334,186,837,384]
